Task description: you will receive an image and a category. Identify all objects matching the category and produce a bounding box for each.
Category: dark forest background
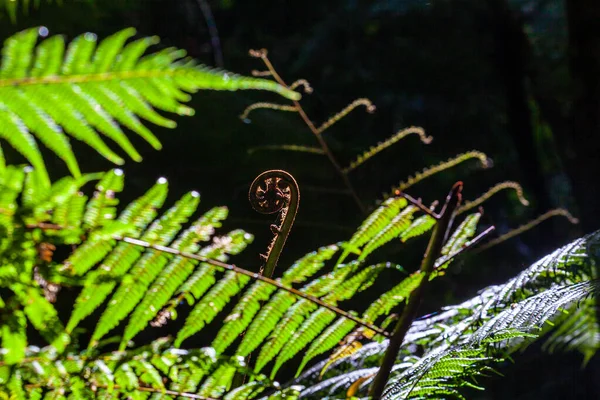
[1,0,599,398]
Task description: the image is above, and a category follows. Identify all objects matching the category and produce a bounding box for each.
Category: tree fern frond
[358,205,418,261]
[543,296,600,364]
[363,271,424,323]
[260,263,386,377]
[11,284,69,352]
[0,27,300,178]
[336,197,408,265]
[400,214,436,243]
[212,281,277,355]
[1,310,27,364]
[175,272,252,348]
[89,190,202,346]
[470,280,600,346]
[296,316,358,378]
[211,242,338,355]
[236,262,359,358]
[66,178,171,332]
[282,244,339,285]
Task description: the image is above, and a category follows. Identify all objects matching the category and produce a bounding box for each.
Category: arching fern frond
[0,27,300,180]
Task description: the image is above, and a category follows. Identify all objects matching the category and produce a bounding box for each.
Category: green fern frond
[1,310,27,364]
[121,203,232,346]
[208,245,335,355]
[273,264,396,378]
[236,262,358,358]
[0,27,300,178]
[543,296,600,364]
[296,316,358,377]
[336,197,408,265]
[89,190,202,346]
[175,272,252,347]
[400,214,436,243]
[363,271,424,323]
[66,177,171,332]
[212,281,277,355]
[358,205,418,261]
[282,244,339,285]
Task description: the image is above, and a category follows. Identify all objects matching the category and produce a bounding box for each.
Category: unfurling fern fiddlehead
[249,170,299,278]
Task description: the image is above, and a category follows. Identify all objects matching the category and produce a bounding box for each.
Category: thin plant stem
[248,49,366,213]
[368,182,463,399]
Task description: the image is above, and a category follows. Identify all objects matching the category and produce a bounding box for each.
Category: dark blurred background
[1,0,599,397]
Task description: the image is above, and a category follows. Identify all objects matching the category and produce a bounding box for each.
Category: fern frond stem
[289,79,313,93]
[115,236,391,337]
[0,70,211,87]
[240,102,298,120]
[458,181,529,215]
[249,170,300,278]
[386,151,490,198]
[195,0,224,67]
[368,182,463,399]
[251,70,273,77]
[343,126,432,173]
[315,98,376,134]
[474,209,579,253]
[248,48,366,213]
[247,144,325,155]
[394,192,440,219]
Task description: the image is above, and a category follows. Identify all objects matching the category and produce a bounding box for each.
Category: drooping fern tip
[0,26,300,184]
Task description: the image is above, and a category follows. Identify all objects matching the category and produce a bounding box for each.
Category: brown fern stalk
[247,48,368,213]
[457,181,529,214]
[369,182,463,399]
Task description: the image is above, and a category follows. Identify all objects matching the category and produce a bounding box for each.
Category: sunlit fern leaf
[236,262,359,359]
[400,214,436,243]
[66,177,170,332]
[1,309,27,364]
[122,205,238,346]
[470,280,600,347]
[359,206,418,262]
[82,168,124,230]
[260,263,381,377]
[441,212,481,257]
[0,27,300,179]
[543,296,600,364]
[11,283,69,352]
[282,244,339,285]
[212,281,277,355]
[175,272,252,348]
[197,358,244,398]
[88,191,202,347]
[0,166,25,253]
[336,197,408,265]
[204,244,340,356]
[382,330,535,400]
[7,369,25,400]
[223,378,269,400]
[363,271,423,323]
[279,263,400,378]
[255,299,318,374]
[166,228,252,310]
